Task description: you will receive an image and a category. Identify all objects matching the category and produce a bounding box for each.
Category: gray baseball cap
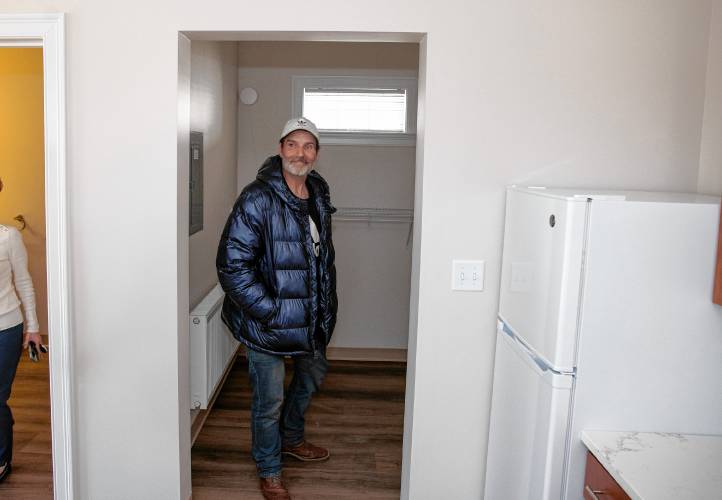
[280,117,320,143]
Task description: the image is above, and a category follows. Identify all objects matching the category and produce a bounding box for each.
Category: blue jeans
[0,323,23,466]
[246,348,328,478]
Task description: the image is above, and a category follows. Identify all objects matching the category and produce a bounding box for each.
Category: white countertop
[581,430,722,500]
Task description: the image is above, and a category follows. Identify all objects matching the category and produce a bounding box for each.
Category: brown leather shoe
[281,440,330,462]
[259,476,291,500]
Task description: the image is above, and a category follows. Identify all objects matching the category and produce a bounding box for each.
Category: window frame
[291,75,417,146]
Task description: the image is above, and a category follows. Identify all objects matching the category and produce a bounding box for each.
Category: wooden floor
[192,356,407,500]
[0,351,53,499]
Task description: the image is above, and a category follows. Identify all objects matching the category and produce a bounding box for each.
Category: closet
[187,39,421,498]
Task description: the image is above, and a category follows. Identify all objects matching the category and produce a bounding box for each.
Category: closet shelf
[332,207,414,223]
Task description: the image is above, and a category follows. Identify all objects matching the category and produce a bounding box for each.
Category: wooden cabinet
[714,203,722,306]
[583,452,631,500]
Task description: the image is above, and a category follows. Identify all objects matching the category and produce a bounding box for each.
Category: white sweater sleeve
[9,228,39,333]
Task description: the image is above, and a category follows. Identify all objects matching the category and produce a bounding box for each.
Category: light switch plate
[452,260,485,291]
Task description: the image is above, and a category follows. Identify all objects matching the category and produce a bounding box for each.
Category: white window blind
[303,88,407,133]
[291,76,417,146]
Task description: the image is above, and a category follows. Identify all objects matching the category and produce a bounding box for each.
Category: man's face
[279,130,318,178]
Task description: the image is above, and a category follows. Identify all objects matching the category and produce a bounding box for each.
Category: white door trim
[0,13,73,500]
[181,31,425,499]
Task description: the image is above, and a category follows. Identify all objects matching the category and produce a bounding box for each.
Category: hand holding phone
[28,341,48,362]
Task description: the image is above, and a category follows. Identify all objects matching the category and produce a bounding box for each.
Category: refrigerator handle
[499,322,548,372]
[497,318,575,377]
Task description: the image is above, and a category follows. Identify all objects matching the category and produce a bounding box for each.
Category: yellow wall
[0,48,47,336]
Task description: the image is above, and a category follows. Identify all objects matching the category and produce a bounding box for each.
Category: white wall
[699,0,722,196]
[235,41,418,349]
[189,41,238,308]
[406,4,710,497]
[0,1,714,499]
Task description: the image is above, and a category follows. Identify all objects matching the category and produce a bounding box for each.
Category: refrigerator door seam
[560,197,592,500]
[571,198,592,372]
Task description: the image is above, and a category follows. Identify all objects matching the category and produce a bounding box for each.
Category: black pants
[0,323,23,466]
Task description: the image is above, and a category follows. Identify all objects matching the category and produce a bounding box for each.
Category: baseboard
[325,347,407,362]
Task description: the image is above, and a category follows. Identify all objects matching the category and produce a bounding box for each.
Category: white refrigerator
[484,186,722,500]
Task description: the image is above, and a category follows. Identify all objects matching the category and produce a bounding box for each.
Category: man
[217,117,337,500]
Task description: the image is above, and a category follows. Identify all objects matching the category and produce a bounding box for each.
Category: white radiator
[190,283,240,410]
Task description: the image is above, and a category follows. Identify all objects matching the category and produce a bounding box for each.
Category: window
[292,76,417,146]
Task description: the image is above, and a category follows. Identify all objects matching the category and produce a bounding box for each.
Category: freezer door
[498,188,588,370]
[484,320,574,500]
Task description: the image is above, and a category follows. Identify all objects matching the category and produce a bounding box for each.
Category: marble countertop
[581,430,722,500]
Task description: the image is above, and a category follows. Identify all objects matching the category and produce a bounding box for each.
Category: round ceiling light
[239,87,258,105]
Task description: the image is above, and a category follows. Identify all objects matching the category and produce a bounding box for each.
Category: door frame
[0,13,73,500]
[179,31,426,499]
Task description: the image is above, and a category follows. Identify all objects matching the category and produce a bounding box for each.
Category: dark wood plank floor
[192,356,406,499]
[0,351,53,499]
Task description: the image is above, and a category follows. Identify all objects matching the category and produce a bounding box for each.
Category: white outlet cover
[452,260,485,291]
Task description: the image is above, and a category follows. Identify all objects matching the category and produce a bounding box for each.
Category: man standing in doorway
[217,117,337,500]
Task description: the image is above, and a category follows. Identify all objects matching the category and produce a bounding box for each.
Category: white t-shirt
[309,216,320,257]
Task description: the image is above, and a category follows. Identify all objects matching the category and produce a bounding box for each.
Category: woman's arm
[9,228,40,338]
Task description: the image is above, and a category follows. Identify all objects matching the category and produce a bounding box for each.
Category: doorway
[0,44,51,497]
[0,13,72,500]
[178,31,426,499]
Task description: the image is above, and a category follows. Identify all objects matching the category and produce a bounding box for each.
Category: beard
[281,157,313,177]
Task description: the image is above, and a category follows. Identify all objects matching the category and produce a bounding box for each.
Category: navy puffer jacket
[216,155,337,356]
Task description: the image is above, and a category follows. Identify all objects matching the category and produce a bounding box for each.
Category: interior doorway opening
[179,31,426,499]
[0,44,53,497]
[0,13,71,500]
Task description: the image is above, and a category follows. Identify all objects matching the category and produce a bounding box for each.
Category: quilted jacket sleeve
[216,192,277,322]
